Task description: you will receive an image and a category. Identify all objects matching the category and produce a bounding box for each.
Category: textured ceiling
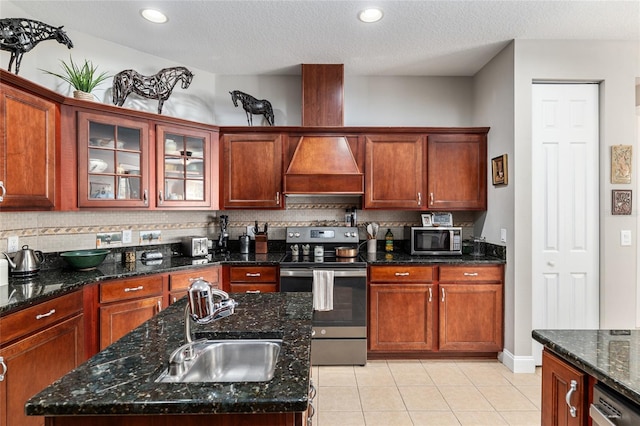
[4,0,640,76]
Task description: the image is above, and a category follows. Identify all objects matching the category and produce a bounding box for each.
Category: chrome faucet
[184,278,238,344]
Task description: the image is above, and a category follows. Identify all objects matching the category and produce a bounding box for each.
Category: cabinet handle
[428,287,432,302]
[0,180,5,202]
[157,300,162,312]
[417,192,422,206]
[275,191,280,205]
[35,309,56,320]
[430,192,434,205]
[172,296,177,303]
[246,272,261,277]
[441,288,445,302]
[463,272,479,277]
[565,379,578,418]
[189,277,204,282]
[0,356,6,381]
[143,189,149,206]
[246,290,261,293]
[124,286,144,292]
[158,190,164,205]
[394,272,410,276]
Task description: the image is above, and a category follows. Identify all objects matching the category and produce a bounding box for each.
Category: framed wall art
[421,213,432,227]
[612,189,632,215]
[491,154,508,185]
[611,145,632,184]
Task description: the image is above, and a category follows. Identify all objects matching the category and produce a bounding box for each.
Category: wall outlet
[500,228,507,243]
[620,229,632,246]
[7,236,19,253]
[122,230,132,244]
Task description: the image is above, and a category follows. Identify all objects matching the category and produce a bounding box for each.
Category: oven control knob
[312,330,316,336]
[350,232,357,238]
[320,329,326,335]
[295,232,300,238]
[288,232,293,237]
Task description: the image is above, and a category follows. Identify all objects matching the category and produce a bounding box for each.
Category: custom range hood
[283,64,364,195]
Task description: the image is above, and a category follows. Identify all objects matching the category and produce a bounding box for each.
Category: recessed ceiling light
[358,8,383,23]
[140,8,168,24]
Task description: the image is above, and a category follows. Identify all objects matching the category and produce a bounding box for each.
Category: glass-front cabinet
[156,124,213,208]
[77,111,150,208]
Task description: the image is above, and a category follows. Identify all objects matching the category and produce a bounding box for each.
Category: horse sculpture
[0,18,73,75]
[112,67,194,114]
[230,90,274,126]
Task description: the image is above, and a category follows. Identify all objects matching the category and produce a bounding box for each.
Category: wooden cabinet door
[222,133,283,208]
[364,134,425,209]
[77,111,151,208]
[99,296,163,350]
[369,283,436,351]
[541,350,586,426]
[0,314,84,426]
[156,124,217,209]
[0,83,57,210]
[427,133,487,210]
[438,283,502,352]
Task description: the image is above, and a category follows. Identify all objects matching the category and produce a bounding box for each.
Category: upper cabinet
[0,79,59,211]
[364,134,425,209]
[427,133,487,211]
[222,132,283,209]
[75,109,218,210]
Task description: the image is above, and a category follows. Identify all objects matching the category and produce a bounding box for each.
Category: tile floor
[312,360,542,426]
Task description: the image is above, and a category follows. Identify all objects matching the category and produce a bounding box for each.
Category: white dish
[89,158,108,173]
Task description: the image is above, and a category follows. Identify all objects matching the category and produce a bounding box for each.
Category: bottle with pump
[385,229,394,252]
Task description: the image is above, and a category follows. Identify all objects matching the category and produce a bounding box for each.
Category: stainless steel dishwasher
[590,383,640,426]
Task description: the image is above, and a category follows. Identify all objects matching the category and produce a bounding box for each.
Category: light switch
[122,230,132,244]
[620,230,632,246]
[500,228,507,243]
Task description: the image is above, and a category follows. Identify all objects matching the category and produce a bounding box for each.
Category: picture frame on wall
[492,154,508,185]
[612,189,632,215]
[611,145,632,184]
[421,213,432,227]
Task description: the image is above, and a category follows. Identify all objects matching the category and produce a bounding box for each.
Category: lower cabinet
[541,349,588,426]
[169,266,221,304]
[227,265,278,293]
[0,292,84,426]
[99,275,165,350]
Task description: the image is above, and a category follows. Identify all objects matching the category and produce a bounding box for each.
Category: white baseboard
[499,349,537,373]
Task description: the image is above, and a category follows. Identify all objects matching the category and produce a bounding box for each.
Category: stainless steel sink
[156,339,282,383]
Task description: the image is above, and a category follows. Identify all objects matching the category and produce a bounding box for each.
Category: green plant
[41,56,111,93]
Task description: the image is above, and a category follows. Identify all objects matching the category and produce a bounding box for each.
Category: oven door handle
[280,269,367,278]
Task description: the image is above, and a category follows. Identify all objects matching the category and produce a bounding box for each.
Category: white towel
[312,270,334,311]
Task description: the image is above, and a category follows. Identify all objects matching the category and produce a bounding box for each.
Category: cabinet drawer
[230,283,278,293]
[230,266,277,283]
[439,265,503,282]
[100,275,164,303]
[369,266,435,283]
[170,266,220,291]
[0,290,83,345]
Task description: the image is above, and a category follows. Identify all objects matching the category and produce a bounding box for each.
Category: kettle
[2,245,44,276]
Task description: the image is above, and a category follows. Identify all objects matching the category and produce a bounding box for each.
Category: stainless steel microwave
[405,226,462,255]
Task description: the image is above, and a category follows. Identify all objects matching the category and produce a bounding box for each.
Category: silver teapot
[2,245,44,276]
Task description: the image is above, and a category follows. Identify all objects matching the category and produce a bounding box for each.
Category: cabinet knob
[0,180,5,202]
[565,380,578,418]
[0,356,6,382]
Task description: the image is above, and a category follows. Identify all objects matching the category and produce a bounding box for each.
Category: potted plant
[41,56,111,100]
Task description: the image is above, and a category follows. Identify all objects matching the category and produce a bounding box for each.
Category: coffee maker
[217,215,229,254]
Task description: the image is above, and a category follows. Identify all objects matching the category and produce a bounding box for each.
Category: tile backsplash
[0,197,479,253]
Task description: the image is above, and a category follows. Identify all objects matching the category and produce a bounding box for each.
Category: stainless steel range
[279,226,367,366]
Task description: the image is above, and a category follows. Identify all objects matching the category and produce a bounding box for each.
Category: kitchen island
[25,292,313,426]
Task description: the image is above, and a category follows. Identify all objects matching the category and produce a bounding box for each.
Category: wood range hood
[284,64,364,195]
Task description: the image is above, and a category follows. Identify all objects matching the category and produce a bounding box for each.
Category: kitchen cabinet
[364,134,425,209]
[98,275,165,350]
[227,265,278,293]
[169,266,221,304]
[427,133,487,210]
[0,291,84,426]
[541,349,588,426]
[368,266,436,352]
[77,111,219,209]
[0,79,58,211]
[438,265,503,352]
[222,133,283,209]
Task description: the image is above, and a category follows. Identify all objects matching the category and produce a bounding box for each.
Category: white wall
[513,41,640,344]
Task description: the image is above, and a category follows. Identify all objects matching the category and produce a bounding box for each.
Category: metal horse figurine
[230,90,275,126]
[112,67,194,114]
[0,18,73,75]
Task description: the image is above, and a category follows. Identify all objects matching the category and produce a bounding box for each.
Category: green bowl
[60,249,110,271]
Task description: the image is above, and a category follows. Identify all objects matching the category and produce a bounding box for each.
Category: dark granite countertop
[533,329,640,406]
[26,292,312,416]
[363,251,505,265]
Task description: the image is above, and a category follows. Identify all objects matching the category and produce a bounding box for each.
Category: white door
[531,83,600,365]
